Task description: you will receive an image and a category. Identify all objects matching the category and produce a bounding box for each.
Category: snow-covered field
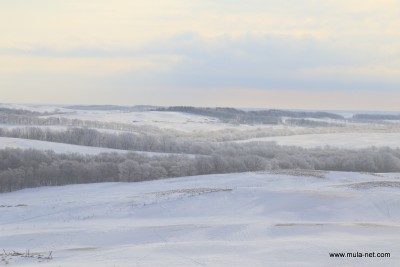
[0,137,193,157]
[236,133,400,149]
[4,103,398,134]
[42,110,228,132]
[1,103,223,132]
[1,171,400,266]
[2,103,400,266]
[0,103,306,134]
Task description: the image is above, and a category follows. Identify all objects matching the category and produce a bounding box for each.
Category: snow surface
[0,137,193,157]
[1,103,226,132]
[236,132,400,149]
[41,110,227,132]
[1,171,400,266]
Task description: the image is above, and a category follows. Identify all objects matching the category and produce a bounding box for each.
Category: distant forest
[352,114,400,121]
[156,106,345,124]
[0,107,43,116]
[65,105,156,111]
[0,107,63,116]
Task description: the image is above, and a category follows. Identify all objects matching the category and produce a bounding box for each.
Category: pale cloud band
[1,0,399,110]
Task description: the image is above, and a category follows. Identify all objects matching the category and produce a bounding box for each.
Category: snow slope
[1,171,400,266]
[42,110,226,132]
[0,137,193,157]
[236,132,400,149]
[1,103,225,132]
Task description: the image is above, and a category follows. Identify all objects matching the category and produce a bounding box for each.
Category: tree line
[0,127,212,154]
[0,114,180,136]
[1,143,400,192]
[352,114,400,121]
[157,106,345,124]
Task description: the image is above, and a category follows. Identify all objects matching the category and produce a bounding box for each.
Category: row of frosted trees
[1,145,400,192]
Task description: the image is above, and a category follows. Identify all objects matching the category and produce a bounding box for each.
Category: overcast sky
[1,0,399,110]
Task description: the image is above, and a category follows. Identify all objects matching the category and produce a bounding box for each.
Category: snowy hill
[1,171,400,266]
[236,132,400,149]
[42,110,224,132]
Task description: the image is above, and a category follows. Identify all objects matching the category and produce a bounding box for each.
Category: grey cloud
[118,33,400,91]
[2,33,399,91]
